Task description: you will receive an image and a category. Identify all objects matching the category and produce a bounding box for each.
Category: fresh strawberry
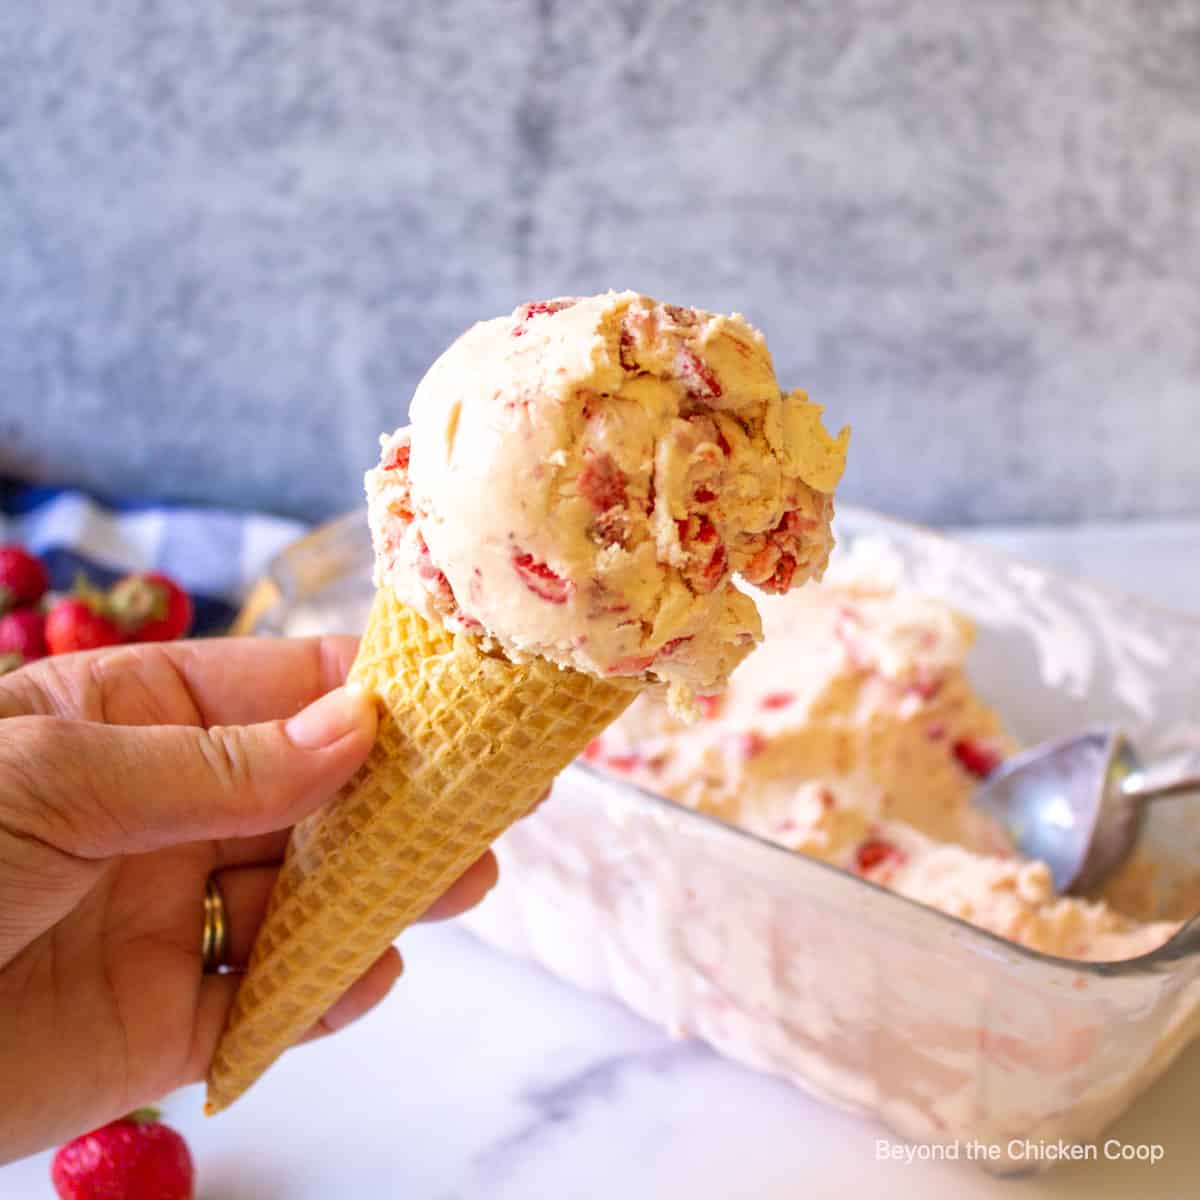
[763,552,797,593]
[512,552,574,604]
[662,303,700,327]
[952,737,1004,779]
[744,507,819,595]
[0,545,50,613]
[675,514,728,594]
[0,608,48,671]
[45,597,124,655]
[577,451,627,514]
[51,1109,194,1200]
[381,440,410,472]
[854,838,905,875]
[511,298,576,337]
[656,635,692,658]
[109,572,193,643]
[579,451,631,548]
[675,346,722,399]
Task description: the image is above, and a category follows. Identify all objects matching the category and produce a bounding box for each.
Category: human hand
[0,636,499,1163]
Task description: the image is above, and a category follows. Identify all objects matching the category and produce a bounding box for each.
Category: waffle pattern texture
[205,587,636,1112]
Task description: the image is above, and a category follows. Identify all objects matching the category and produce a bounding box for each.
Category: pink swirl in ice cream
[366,291,848,700]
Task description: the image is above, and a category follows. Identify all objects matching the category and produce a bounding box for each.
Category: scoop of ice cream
[590,581,1013,850]
[367,291,848,699]
[587,579,1179,962]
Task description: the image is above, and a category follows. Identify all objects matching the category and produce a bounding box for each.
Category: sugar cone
[205,587,636,1113]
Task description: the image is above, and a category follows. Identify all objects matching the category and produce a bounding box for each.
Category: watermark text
[875,1138,1164,1166]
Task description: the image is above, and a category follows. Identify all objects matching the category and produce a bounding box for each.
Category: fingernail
[286,687,375,750]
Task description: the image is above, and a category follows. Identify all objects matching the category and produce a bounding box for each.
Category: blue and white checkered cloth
[0,477,307,636]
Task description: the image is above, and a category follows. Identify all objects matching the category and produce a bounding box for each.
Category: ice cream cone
[205,586,636,1113]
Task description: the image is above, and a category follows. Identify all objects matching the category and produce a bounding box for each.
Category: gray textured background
[2,2,1198,524]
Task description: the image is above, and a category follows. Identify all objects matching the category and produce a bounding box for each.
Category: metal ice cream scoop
[971,730,1200,895]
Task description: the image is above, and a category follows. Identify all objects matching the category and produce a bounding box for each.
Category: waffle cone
[205,587,636,1113]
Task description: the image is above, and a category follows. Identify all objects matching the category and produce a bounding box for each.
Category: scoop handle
[1121,750,1200,801]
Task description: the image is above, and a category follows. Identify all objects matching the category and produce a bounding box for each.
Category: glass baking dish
[239,507,1200,1175]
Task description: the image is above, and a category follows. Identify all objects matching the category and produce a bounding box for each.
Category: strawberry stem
[72,572,112,614]
[127,1107,162,1125]
[109,574,168,631]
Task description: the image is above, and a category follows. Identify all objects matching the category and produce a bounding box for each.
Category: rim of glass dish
[567,760,1199,982]
[262,506,1200,981]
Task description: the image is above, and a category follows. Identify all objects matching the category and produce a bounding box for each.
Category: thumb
[0,686,378,858]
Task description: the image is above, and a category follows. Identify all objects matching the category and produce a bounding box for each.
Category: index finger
[0,635,361,729]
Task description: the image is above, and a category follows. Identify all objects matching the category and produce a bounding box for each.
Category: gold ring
[201,875,229,973]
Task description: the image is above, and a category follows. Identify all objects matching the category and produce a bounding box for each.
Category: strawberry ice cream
[367,291,849,707]
[587,580,1180,961]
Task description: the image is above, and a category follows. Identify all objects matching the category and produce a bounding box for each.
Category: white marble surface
[5,519,1200,1199]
